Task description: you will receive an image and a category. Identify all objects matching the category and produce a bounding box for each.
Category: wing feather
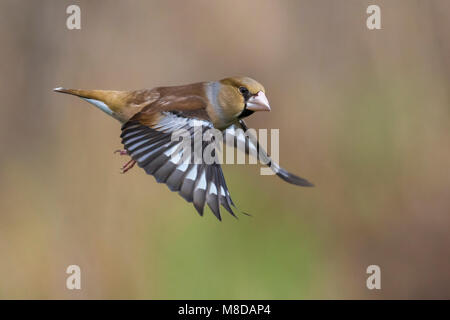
[206,165,221,220]
[121,112,236,220]
[224,120,314,187]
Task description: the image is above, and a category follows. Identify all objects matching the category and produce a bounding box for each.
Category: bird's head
[216,76,271,123]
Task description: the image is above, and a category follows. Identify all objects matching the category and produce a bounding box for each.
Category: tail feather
[53,87,140,122]
[53,87,125,104]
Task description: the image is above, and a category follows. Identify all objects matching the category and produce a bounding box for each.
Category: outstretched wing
[224,120,314,187]
[120,111,236,220]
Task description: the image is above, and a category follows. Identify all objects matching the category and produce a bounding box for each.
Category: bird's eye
[239,87,249,96]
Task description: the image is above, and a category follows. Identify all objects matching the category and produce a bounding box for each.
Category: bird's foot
[120,159,136,174]
[115,149,135,173]
[114,149,128,156]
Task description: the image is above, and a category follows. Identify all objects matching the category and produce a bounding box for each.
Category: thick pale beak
[246,91,271,112]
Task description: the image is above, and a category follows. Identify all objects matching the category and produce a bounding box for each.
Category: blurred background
[0,0,449,299]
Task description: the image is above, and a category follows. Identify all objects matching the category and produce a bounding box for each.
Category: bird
[54,76,313,220]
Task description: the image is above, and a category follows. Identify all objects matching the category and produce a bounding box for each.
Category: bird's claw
[115,149,135,173]
[120,159,136,174]
[114,149,128,156]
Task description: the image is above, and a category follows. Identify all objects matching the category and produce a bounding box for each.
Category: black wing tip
[194,204,204,217]
[276,170,315,187]
[239,210,253,217]
[207,200,222,221]
[223,204,238,219]
[288,178,315,187]
[295,179,315,187]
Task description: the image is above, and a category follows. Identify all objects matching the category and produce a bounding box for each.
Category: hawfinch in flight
[54,77,313,220]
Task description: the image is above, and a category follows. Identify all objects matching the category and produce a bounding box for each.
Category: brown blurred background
[0,0,449,299]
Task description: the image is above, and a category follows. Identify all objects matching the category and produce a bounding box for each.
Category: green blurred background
[0,0,449,299]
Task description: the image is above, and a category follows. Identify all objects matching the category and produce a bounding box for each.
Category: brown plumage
[54,76,313,220]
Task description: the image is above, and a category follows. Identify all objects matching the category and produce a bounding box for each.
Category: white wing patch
[196,170,207,190]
